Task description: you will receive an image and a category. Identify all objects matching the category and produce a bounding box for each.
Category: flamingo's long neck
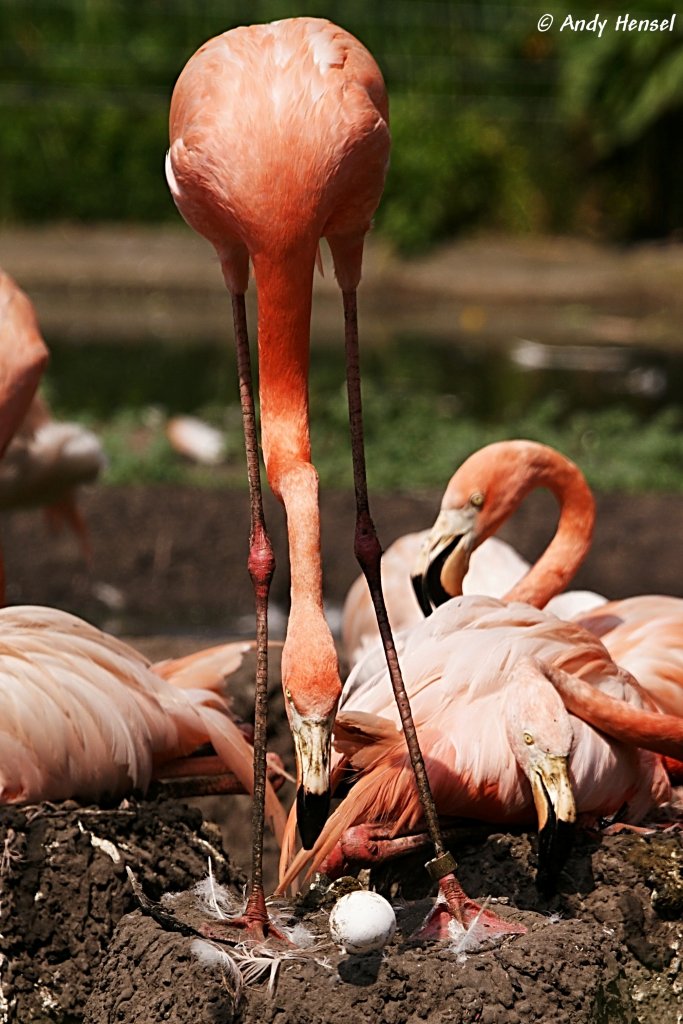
[501,453,595,608]
[250,249,339,695]
[547,664,683,762]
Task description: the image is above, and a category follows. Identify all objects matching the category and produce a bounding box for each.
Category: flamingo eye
[523,732,534,745]
[470,492,484,508]
[285,688,293,702]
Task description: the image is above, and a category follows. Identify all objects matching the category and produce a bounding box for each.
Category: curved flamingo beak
[530,753,577,895]
[410,507,477,616]
[290,710,334,849]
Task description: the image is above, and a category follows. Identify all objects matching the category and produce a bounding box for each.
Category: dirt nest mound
[85,829,681,1024]
[0,801,245,1022]
[4,797,678,1024]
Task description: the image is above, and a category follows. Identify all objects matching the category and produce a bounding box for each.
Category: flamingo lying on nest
[382,439,683,776]
[0,606,286,842]
[343,440,606,666]
[0,274,286,838]
[0,270,105,574]
[278,596,677,905]
[168,16,483,938]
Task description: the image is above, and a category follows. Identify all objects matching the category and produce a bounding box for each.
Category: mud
[2,746,681,1022]
[4,486,683,635]
[0,802,245,1023]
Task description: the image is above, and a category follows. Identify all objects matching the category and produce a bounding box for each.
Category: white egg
[329,890,396,954]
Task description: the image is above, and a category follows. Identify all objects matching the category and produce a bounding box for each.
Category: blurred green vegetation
[80,394,683,494]
[43,337,683,493]
[0,0,681,250]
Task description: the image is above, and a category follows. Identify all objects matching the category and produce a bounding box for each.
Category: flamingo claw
[200,889,293,945]
[413,873,526,943]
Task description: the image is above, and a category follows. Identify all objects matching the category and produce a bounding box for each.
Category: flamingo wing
[0,607,287,841]
[576,596,683,718]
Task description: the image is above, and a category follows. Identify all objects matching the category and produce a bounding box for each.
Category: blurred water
[45,332,682,420]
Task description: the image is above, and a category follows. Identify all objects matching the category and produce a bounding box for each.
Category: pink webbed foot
[415,873,526,942]
[200,888,290,944]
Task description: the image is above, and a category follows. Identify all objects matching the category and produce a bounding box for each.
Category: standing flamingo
[167,17,479,937]
[343,440,605,665]
[0,270,47,459]
[0,271,105,581]
[278,597,677,899]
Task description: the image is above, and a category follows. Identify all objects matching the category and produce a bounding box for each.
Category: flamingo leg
[343,290,524,940]
[225,293,283,939]
[320,824,525,940]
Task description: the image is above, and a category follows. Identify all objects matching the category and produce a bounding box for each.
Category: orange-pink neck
[494,451,595,608]
[250,248,341,715]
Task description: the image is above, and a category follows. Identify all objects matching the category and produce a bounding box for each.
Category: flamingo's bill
[529,753,577,895]
[290,708,334,849]
[411,507,477,615]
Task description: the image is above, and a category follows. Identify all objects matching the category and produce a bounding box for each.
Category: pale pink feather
[0,607,286,842]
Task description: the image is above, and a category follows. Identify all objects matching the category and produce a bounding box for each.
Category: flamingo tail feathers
[189,700,287,846]
[152,641,258,694]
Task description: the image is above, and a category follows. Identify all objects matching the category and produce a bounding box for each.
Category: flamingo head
[282,639,341,850]
[411,440,582,614]
[410,503,479,615]
[504,659,577,895]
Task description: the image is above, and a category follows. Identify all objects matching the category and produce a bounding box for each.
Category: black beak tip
[536,819,576,896]
[411,572,433,618]
[296,786,331,850]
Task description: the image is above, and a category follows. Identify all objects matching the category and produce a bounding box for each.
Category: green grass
[79,395,683,495]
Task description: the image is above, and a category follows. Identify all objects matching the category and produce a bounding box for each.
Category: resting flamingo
[0,606,287,841]
[343,440,606,666]
[279,597,677,906]
[0,270,105,580]
[167,17,476,937]
[1,390,105,557]
[395,439,683,773]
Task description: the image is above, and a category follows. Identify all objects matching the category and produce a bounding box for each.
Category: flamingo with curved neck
[342,440,604,667]
[413,439,597,614]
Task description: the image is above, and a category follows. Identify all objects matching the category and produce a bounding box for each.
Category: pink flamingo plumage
[0,269,48,600]
[395,440,683,775]
[0,269,48,461]
[0,606,287,839]
[278,597,677,906]
[576,595,683,778]
[167,17,476,937]
[577,596,683,718]
[0,271,285,836]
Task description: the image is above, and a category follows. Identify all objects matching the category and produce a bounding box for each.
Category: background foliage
[0,0,681,251]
